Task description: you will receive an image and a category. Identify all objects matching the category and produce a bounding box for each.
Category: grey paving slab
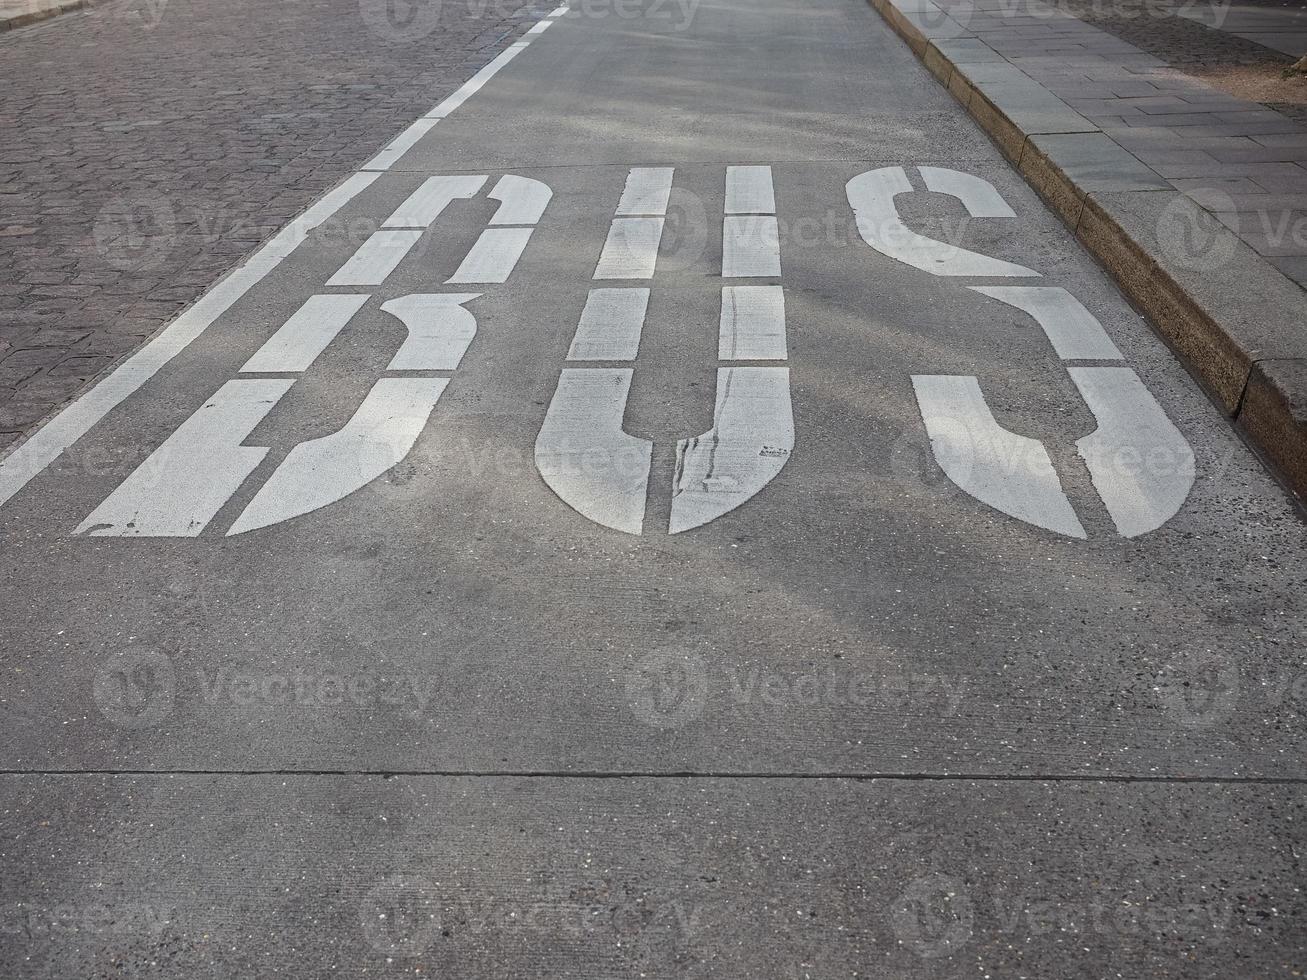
[1027,132,1172,191]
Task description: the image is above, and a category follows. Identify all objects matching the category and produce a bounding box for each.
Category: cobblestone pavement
[0,0,545,453]
[1052,0,1307,124]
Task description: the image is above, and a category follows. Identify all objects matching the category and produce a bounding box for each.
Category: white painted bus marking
[568,288,649,361]
[75,379,293,537]
[384,174,487,228]
[594,217,664,280]
[534,368,653,535]
[227,378,447,536]
[918,166,1016,217]
[725,165,776,215]
[448,227,535,284]
[719,285,786,360]
[970,286,1123,362]
[488,175,553,226]
[242,294,370,374]
[615,168,674,217]
[380,293,481,371]
[722,215,780,278]
[326,229,423,287]
[847,167,1039,278]
[670,366,793,534]
[912,374,1086,539]
[1070,366,1195,537]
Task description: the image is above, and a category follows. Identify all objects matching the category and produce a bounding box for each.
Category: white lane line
[670,367,793,534]
[448,227,535,284]
[424,42,531,120]
[0,171,377,510]
[326,229,424,286]
[912,374,1086,539]
[567,288,649,361]
[534,368,653,535]
[722,215,781,278]
[1070,366,1195,537]
[228,377,447,535]
[75,379,293,537]
[363,118,439,173]
[384,174,487,228]
[381,293,481,371]
[725,166,776,215]
[242,294,370,374]
[970,286,1122,362]
[615,168,674,216]
[488,175,553,226]
[361,4,567,172]
[594,217,664,280]
[847,167,1039,278]
[719,285,786,360]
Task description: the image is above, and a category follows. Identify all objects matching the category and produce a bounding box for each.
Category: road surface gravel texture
[0,0,1303,976]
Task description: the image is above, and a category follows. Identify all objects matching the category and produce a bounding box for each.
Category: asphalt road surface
[1,0,1305,976]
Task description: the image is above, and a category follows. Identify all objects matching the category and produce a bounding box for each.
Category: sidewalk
[0,0,93,31]
[1179,1,1307,58]
[871,0,1307,500]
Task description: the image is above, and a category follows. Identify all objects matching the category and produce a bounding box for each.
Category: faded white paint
[228,378,448,535]
[76,379,293,537]
[725,165,776,215]
[1070,366,1194,537]
[722,215,780,278]
[970,286,1122,361]
[594,217,664,280]
[615,168,674,217]
[534,368,653,534]
[912,374,1086,538]
[449,227,536,284]
[718,285,786,360]
[385,175,487,229]
[380,293,481,371]
[847,167,1039,278]
[670,367,793,534]
[488,175,553,226]
[326,229,423,287]
[567,288,649,361]
[242,294,370,374]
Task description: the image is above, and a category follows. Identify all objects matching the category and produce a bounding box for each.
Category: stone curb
[0,0,93,32]
[869,0,1307,504]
